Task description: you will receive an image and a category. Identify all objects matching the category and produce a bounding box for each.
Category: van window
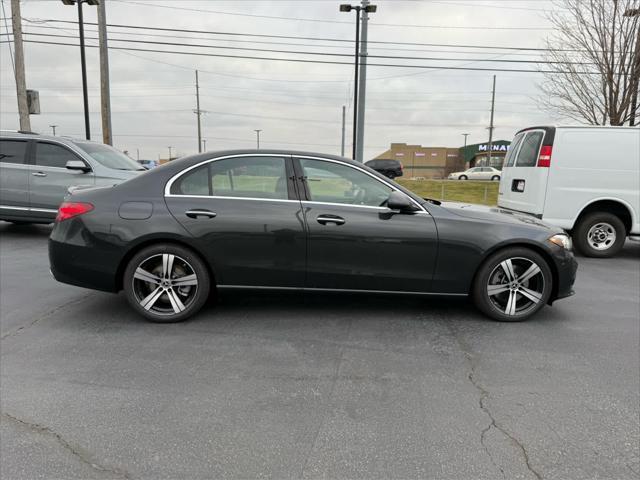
[504,133,525,167]
[0,140,28,164]
[515,131,544,167]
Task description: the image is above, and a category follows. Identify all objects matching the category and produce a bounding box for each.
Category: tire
[459,175,468,180]
[472,247,553,322]
[123,243,211,323]
[491,175,500,181]
[572,212,625,258]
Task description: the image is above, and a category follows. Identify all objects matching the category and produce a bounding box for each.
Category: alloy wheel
[132,253,199,316]
[587,222,616,251]
[486,257,545,317]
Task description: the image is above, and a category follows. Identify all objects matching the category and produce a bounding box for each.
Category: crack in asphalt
[446,323,543,480]
[1,292,97,340]
[2,412,131,479]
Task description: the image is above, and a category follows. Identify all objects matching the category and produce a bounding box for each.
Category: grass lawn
[397,179,499,206]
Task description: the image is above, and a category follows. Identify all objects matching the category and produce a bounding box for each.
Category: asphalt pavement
[1,222,638,480]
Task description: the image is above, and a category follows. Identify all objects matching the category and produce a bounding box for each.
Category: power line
[13,31,588,66]
[0,38,598,75]
[20,18,581,52]
[112,0,552,30]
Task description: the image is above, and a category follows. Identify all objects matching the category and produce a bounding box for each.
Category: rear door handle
[185,209,217,219]
[31,171,47,177]
[317,215,345,226]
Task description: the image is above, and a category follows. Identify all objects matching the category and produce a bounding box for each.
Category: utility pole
[254,129,262,149]
[10,0,30,131]
[341,105,346,156]
[203,139,207,151]
[624,8,640,126]
[462,133,469,149]
[136,148,139,160]
[355,0,370,163]
[487,75,496,167]
[97,0,112,145]
[195,70,202,153]
[78,1,90,139]
[50,125,58,135]
[168,146,173,160]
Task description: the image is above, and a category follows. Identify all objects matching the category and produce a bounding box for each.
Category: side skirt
[217,285,467,297]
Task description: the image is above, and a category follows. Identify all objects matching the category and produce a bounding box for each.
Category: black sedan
[49,150,577,323]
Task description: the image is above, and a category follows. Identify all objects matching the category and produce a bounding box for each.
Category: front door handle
[31,171,47,177]
[317,215,345,226]
[185,209,217,219]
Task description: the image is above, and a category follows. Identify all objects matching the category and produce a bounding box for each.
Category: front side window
[35,142,81,168]
[0,140,28,164]
[515,131,544,167]
[504,133,525,167]
[171,156,288,200]
[300,159,392,207]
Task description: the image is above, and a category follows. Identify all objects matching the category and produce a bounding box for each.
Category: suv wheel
[123,243,211,323]
[472,247,552,322]
[573,212,625,258]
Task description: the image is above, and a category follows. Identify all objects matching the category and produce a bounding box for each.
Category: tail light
[537,145,552,167]
[56,202,94,222]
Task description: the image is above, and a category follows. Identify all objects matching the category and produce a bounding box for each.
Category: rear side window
[35,142,80,168]
[504,133,525,167]
[170,156,288,200]
[515,131,544,167]
[0,140,28,164]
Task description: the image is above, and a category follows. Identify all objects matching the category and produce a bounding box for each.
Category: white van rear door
[497,129,549,216]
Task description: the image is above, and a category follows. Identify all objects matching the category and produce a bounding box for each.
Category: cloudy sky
[1,0,566,160]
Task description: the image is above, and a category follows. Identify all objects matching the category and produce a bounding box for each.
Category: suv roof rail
[0,129,39,135]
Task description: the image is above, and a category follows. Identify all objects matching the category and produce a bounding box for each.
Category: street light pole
[50,125,58,136]
[462,133,469,149]
[62,0,99,140]
[254,129,262,149]
[168,146,173,160]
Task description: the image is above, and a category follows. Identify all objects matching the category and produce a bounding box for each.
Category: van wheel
[491,175,500,181]
[573,212,625,258]
[458,175,468,180]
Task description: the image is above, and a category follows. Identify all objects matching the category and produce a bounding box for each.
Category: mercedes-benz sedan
[49,150,577,323]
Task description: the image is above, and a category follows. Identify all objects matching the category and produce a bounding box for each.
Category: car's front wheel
[458,175,468,180]
[123,243,211,323]
[491,175,500,181]
[472,247,553,322]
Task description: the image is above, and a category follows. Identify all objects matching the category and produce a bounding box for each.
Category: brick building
[372,143,464,179]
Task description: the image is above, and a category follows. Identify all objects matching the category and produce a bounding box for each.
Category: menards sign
[478,144,510,152]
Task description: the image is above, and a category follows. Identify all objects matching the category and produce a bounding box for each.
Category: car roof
[0,130,99,147]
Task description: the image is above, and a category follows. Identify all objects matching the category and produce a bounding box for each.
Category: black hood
[440,202,561,232]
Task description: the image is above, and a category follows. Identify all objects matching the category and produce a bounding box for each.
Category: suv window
[0,140,28,164]
[515,131,544,167]
[300,159,392,207]
[35,142,81,168]
[504,133,525,167]
[171,156,288,200]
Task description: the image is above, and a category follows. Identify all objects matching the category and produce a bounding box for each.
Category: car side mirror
[66,160,91,173]
[387,191,419,212]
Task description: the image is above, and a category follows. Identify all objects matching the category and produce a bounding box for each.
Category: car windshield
[74,142,145,171]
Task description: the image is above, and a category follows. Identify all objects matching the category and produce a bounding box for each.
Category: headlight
[549,233,572,250]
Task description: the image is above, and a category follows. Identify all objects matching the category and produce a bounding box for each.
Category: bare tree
[538,0,639,126]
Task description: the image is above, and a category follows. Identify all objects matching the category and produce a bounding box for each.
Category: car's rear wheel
[123,244,210,323]
[458,175,468,180]
[491,175,500,181]
[472,247,552,322]
[572,212,625,258]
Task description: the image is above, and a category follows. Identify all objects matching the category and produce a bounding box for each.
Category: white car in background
[448,166,501,181]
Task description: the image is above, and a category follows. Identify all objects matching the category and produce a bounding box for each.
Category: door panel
[497,130,548,215]
[0,139,30,209]
[165,155,306,287]
[295,157,438,292]
[29,141,94,210]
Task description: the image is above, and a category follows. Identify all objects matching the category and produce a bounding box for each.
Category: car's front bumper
[550,246,578,303]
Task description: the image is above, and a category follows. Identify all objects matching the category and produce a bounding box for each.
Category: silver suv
[0,131,145,224]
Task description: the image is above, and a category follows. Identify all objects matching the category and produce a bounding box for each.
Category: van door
[498,128,551,216]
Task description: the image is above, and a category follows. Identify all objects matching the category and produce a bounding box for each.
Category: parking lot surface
[1,222,638,480]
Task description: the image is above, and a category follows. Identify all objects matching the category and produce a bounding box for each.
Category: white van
[498,126,639,257]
